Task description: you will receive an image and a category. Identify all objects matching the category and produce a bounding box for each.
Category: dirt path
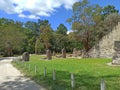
[0,57,47,90]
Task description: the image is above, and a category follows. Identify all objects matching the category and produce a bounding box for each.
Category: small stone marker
[35,65,37,74]
[71,73,75,89]
[22,52,29,61]
[62,48,66,58]
[73,48,78,57]
[46,50,52,60]
[53,69,56,80]
[44,67,46,77]
[101,80,105,90]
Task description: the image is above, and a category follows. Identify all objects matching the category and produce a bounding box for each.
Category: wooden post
[71,73,75,89]
[101,80,105,90]
[53,69,56,80]
[35,65,37,74]
[44,67,46,77]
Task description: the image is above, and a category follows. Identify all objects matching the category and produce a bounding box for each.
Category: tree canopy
[0,1,119,56]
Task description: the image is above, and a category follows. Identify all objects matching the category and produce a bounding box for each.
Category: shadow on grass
[13,62,120,90]
[32,71,70,90]
[31,70,120,90]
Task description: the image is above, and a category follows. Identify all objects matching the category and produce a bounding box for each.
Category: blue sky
[0,0,120,30]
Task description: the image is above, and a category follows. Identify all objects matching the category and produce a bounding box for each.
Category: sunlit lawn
[13,55,120,90]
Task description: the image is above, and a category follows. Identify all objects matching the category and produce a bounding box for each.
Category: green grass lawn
[13,55,120,90]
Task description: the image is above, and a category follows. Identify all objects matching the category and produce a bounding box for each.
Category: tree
[5,42,13,56]
[35,38,45,54]
[40,20,52,50]
[67,0,102,51]
[56,24,67,35]
[104,13,120,31]
[0,19,26,56]
[102,5,119,17]
[24,21,40,37]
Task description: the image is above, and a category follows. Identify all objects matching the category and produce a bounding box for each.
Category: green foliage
[56,24,67,35]
[67,0,102,51]
[13,55,120,90]
[104,13,120,31]
[0,19,26,56]
[35,38,45,54]
[40,20,53,50]
[102,5,119,17]
[67,1,120,52]
[25,21,40,36]
[0,3,120,56]
[93,13,120,44]
[21,28,36,53]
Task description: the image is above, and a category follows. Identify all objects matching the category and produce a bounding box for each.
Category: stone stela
[46,50,52,60]
[62,48,66,58]
[73,48,78,57]
[22,52,29,61]
[112,41,120,65]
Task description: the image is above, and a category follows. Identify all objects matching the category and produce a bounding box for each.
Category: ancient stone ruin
[88,22,120,58]
[62,48,66,58]
[46,50,52,60]
[112,41,120,65]
[22,52,29,61]
[73,48,78,57]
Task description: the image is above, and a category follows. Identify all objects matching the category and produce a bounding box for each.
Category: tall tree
[56,24,67,35]
[67,0,102,51]
[0,19,26,56]
[35,38,45,54]
[40,20,52,50]
[25,21,39,36]
[104,13,120,33]
[102,5,119,17]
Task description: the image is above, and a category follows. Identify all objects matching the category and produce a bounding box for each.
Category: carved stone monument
[22,52,29,61]
[46,50,52,60]
[62,48,66,58]
[73,48,78,57]
[112,41,120,64]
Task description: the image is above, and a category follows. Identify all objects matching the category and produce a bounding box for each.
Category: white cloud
[18,14,26,18]
[67,30,73,34]
[0,0,79,19]
[28,15,40,19]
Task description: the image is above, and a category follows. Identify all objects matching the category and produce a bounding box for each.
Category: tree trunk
[83,31,90,52]
[45,41,50,50]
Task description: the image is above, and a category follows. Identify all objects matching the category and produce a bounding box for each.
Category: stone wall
[88,22,120,58]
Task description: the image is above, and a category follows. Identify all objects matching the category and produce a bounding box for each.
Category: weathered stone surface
[22,52,29,61]
[88,22,120,58]
[46,50,52,60]
[112,41,120,65]
[62,48,66,58]
[73,48,78,57]
[82,51,89,58]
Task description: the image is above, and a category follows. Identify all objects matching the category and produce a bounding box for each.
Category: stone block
[22,52,29,61]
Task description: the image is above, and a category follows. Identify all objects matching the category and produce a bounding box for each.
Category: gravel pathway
[0,57,47,90]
